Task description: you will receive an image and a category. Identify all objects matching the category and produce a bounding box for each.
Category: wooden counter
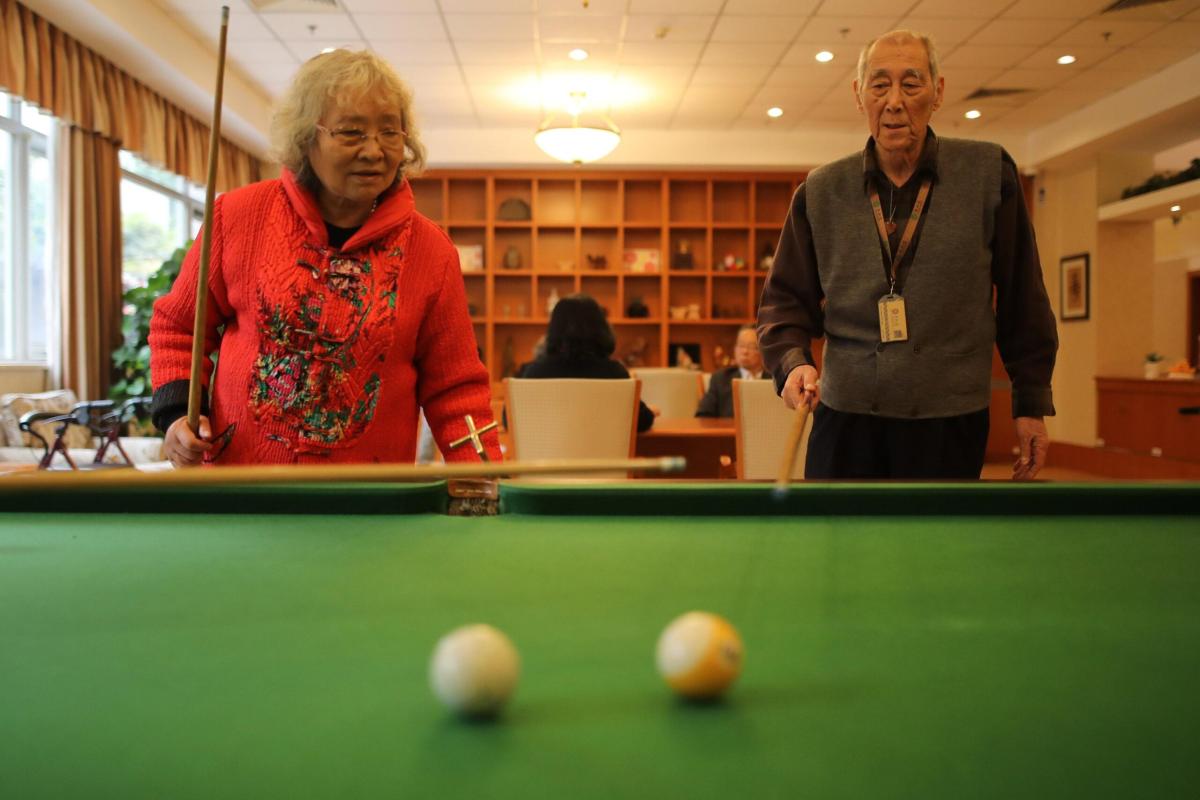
[1095,377,1200,461]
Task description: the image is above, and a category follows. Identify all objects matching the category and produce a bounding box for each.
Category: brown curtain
[1,0,268,396]
[53,126,122,400]
[0,0,263,189]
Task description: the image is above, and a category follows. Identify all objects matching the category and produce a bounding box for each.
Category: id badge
[878,294,908,343]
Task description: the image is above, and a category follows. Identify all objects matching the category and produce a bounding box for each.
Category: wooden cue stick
[774,401,811,493]
[0,457,687,491]
[186,6,230,434]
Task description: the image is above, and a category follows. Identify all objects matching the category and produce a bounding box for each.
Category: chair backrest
[733,378,811,480]
[631,368,703,420]
[504,378,640,478]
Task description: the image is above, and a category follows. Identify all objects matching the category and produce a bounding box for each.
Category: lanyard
[869,178,931,294]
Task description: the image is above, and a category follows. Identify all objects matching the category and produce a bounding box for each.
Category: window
[0,91,54,364]
[120,151,204,291]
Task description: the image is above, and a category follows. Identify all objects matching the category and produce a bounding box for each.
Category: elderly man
[757,30,1057,480]
[696,325,768,418]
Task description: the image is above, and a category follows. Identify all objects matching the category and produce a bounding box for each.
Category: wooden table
[635,417,735,478]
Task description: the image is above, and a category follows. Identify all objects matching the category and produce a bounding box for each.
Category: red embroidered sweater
[149,170,501,464]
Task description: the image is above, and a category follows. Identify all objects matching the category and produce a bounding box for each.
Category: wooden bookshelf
[410,170,804,384]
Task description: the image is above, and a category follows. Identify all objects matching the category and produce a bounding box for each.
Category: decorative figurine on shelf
[733,257,746,271]
[721,252,737,271]
[503,244,522,270]
[759,242,775,271]
[626,296,650,318]
[497,197,531,220]
[501,336,516,378]
[713,345,733,369]
[672,239,694,270]
[623,336,648,368]
[674,345,697,370]
[546,287,560,316]
[586,253,608,270]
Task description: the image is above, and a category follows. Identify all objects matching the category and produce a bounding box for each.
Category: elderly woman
[150,50,500,466]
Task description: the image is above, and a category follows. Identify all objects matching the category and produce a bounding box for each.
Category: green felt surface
[1,498,1198,798]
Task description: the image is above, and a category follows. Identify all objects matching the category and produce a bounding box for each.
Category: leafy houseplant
[110,243,190,428]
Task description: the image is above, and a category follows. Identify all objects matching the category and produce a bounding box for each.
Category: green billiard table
[1,481,1197,798]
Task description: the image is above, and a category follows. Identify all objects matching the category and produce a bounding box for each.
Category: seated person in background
[517,294,657,432]
[514,336,546,378]
[696,325,768,418]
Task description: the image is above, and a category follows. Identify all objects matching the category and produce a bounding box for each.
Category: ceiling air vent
[963,87,1033,101]
[248,0,341,12]
[1102,0,1172,11]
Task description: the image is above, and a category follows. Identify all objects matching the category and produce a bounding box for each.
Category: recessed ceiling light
[1057,54,1077,65]
[569,48,589,61]
[321,47,337,54]
[964,109,982,120]
[815,51,834,63]
[1171,204,1182,212]
[767,107,783,118]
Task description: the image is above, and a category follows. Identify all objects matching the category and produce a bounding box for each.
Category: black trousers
[805,403,990,480]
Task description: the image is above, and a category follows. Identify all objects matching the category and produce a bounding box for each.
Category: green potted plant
[110,243,190,434]
[1144,352,1166,380]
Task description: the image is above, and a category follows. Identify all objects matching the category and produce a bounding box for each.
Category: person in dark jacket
[517,294,657,432]
[696,325,769,418]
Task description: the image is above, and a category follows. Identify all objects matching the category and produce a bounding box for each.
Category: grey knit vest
[805,137,1002,419]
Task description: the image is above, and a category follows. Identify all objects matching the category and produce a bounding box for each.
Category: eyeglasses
[315,124,406,149]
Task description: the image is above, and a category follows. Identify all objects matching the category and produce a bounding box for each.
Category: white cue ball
[429,624,520,716]
[656,611,744,699]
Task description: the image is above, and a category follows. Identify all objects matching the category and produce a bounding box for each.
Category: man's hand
[1012,416,1048,481]
[164,415,213,468]
[782,365,820,410]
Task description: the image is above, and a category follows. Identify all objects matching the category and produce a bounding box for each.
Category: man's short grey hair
[856,29,940,92]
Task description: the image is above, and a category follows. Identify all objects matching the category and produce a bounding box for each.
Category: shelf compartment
[668,228,707,272]
[581,227,620,273]
[581,275,620,319]
[669,179,708,223]
[536,276,576,319]
[537,179,577,225]
[494,275,534,320]
[753,229,782,272]
[447,226,486,274]
[755,180,793,223]
[713,181,750,223]
[712,228,751,272]
[712,276,751,321]
[495,178,533,221]
[624,275,663,319]
[667,275,706,321]
[493,325,544,382]
[616,327,662,369]
[621,228,663,274]
[624,179,663,224]
[536,228,577,273]
[494,228,532,272]
[463,274,487,318]
[411,178,444,222]
[447,178,486,222]
[581,179,620,224]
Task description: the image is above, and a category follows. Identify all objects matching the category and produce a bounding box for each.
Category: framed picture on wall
[1060,253,1090,321]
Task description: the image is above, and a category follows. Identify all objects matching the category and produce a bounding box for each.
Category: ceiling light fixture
[321,47,337,54]
[535,91,621,165]
[569,48,589,61]
[767,107,783,118]
[1170,204,1182,212]
[964,109,982,119]
[815,50,834,63]
[1057,54,1077,65]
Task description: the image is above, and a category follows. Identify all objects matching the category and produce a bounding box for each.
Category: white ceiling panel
[355,15,447,43]
[794,16,897,44]
[1016,45,1116,71]
[725,0,821,13]
[1100,0,1200,21]
[779,42,861,67]
[286,40,368,61]
[342,0,439,11]
[538,15,624,42]
[1052,19,1167,47]
[690,64,773,87]
[454,42,538,64]
[1089,45,1198,75]
[940,68,1007,102]
[438,0,533,12]
[815,0,910,17]
[373,40,459,65]
[893,17,987,47]
[942,45,1039,69]
[231,39,297,65]
[540,0,627,12]
[444,14,534,41]
[709,16,806,43]
[908,0,1013,19]
[629,0,725,14]
[1000,0,1112,18]
[258,11,361,40]
[1133,20,1200,48]
[966,18,1077,47]
[624,15,717,42]
[988,68,1071,92]
[764,64,851,90]
[619,41,707,64]
[700,41,790,65]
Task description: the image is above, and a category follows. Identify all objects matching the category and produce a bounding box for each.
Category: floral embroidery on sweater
[248,245,399,450]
